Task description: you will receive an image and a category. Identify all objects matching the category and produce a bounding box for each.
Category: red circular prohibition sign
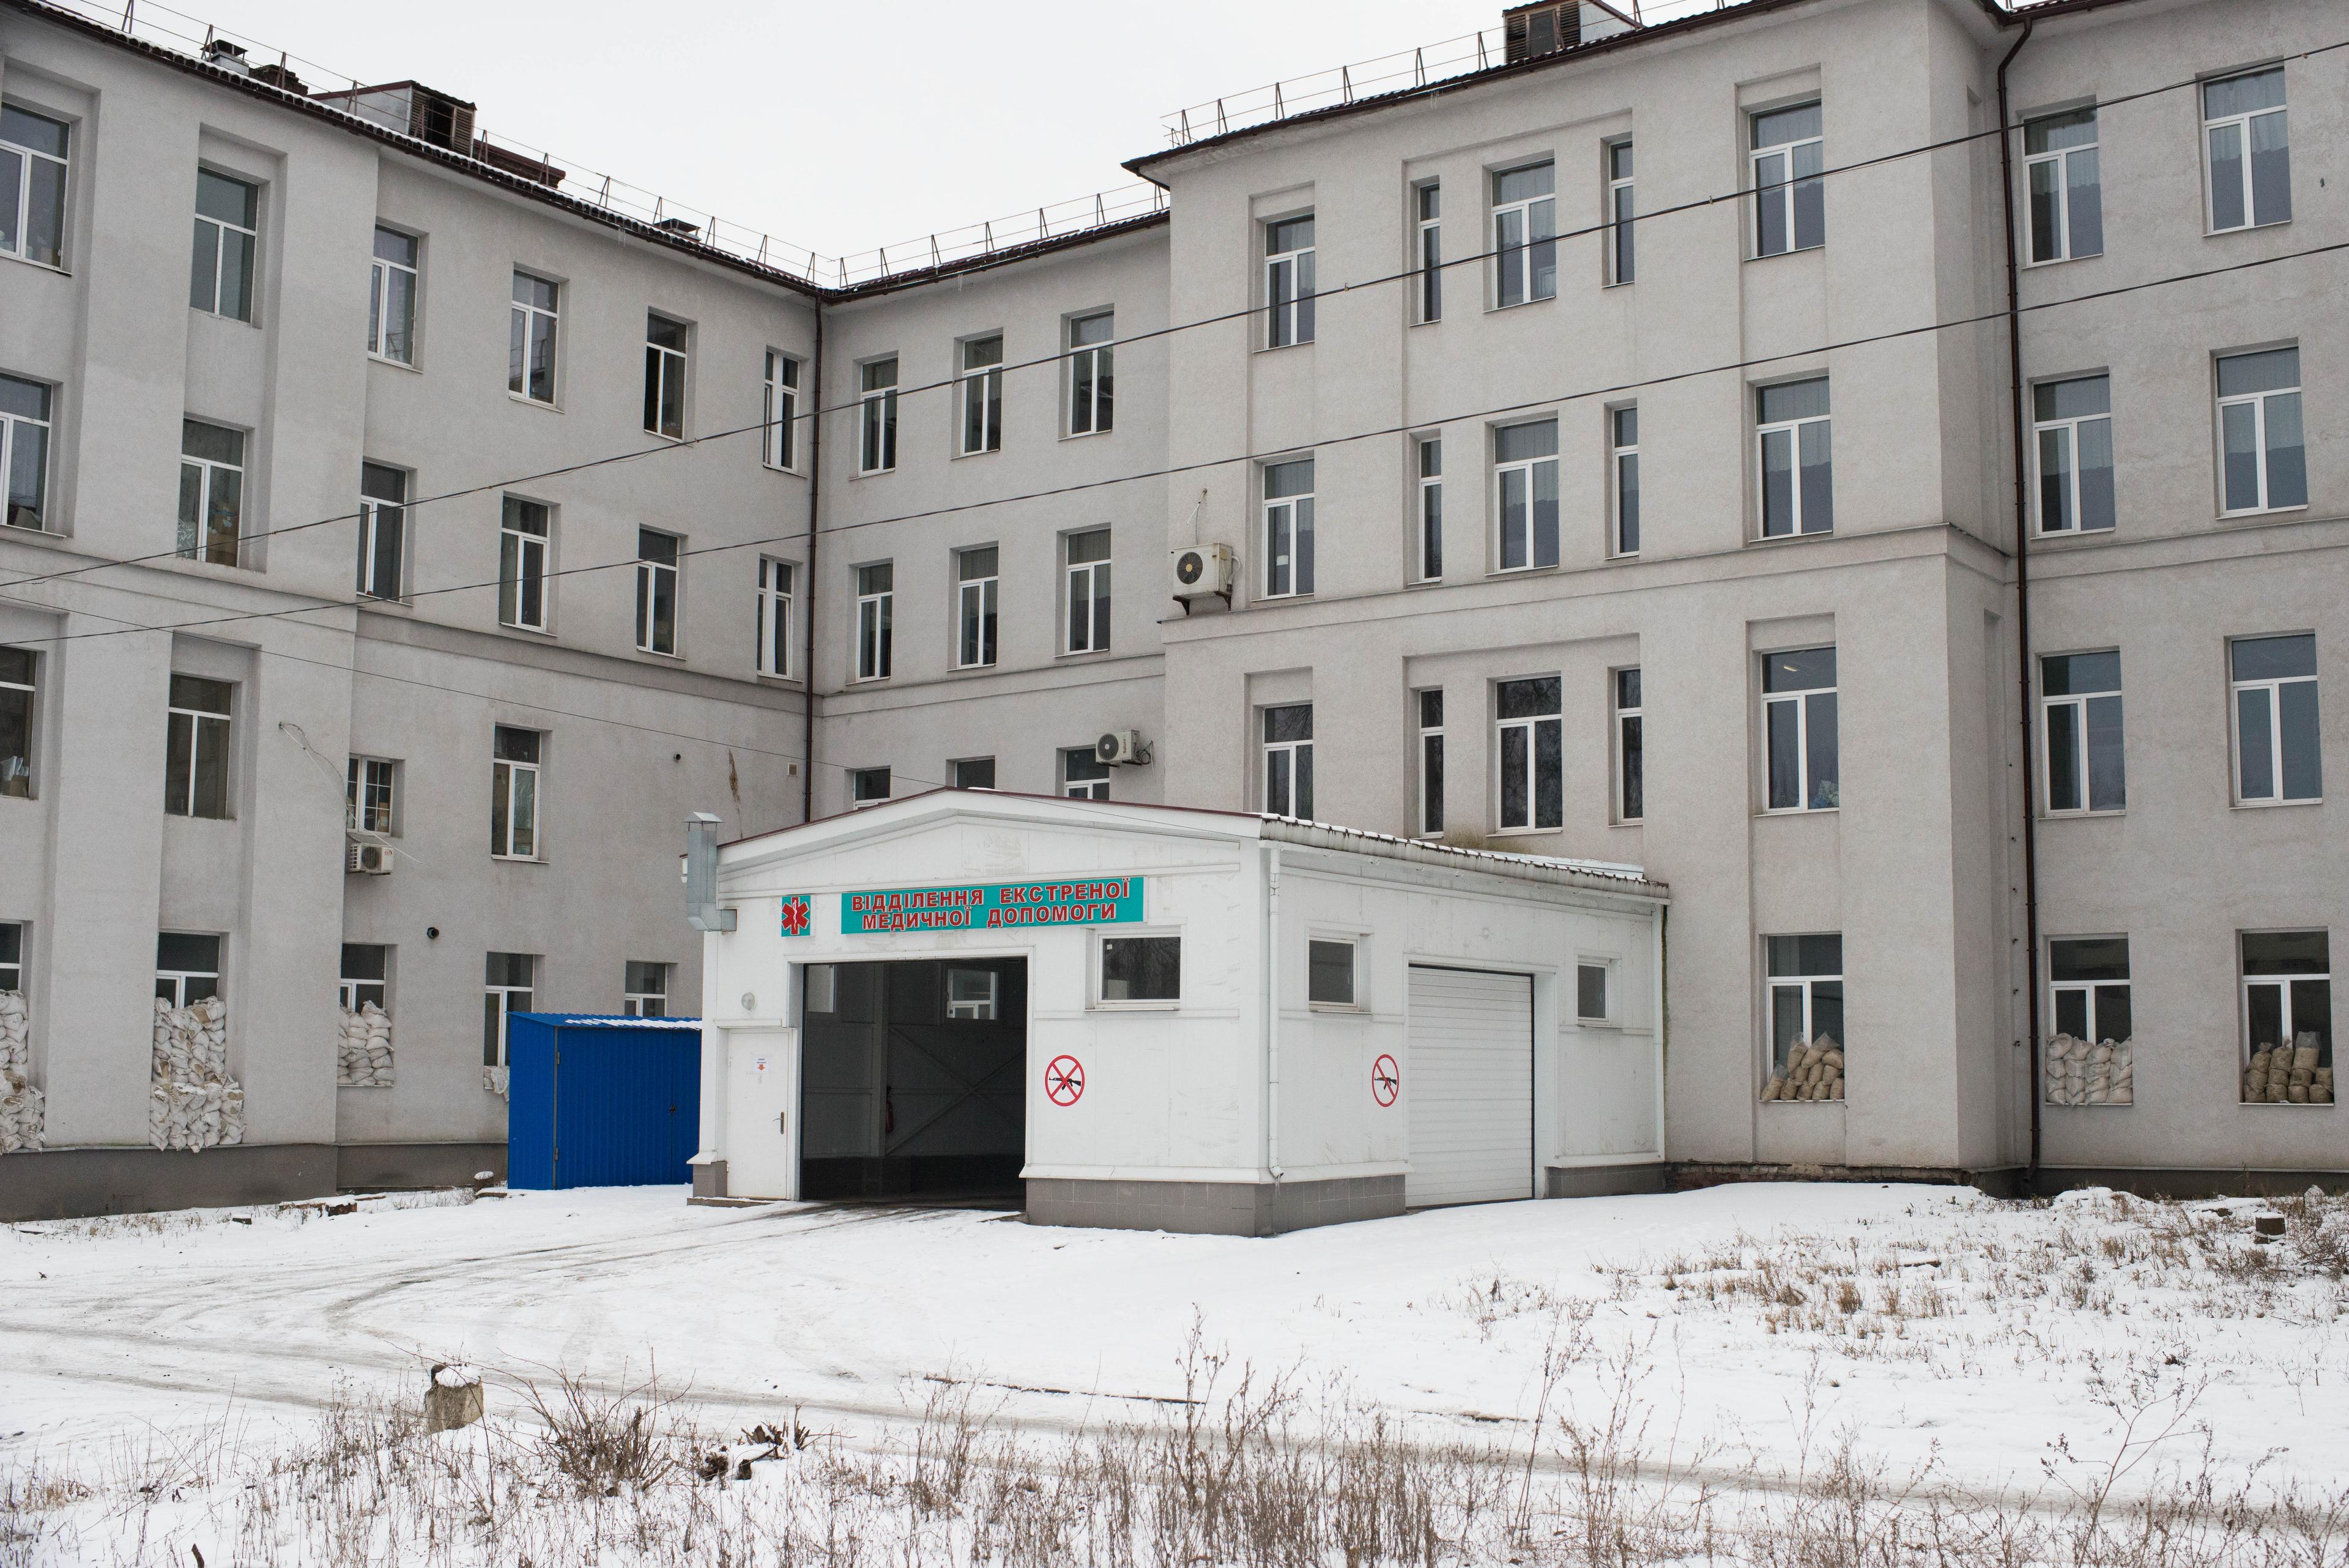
[1044,1055,1086,1106]
[1371,1054,1400,1107]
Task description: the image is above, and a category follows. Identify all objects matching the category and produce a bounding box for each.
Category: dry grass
[6,1186,477,1242]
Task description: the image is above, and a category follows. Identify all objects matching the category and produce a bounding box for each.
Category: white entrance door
[725,1028,798,1199]
[1405,966,1535,1207]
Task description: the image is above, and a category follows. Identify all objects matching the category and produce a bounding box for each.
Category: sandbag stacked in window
[1761,1035,1844,1101]
[0,990,42,1153]
[148,994,245,1151]
[482,1065,510,1099]
[2042,1035,2132,1105]
[2244,1035,2334,1104]
[336,1002,395,1087]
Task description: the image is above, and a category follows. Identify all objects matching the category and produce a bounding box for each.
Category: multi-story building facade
[1,0,2339,1218]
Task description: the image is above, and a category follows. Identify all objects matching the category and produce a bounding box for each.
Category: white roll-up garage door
[1405,966,1534,1208]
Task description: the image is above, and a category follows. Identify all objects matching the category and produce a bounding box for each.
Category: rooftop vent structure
[312,80,478,154]
[655,217,702,238]
[1503,1,1638,63]
[201,38,250,75]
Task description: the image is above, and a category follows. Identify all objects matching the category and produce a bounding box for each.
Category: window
[1576,960,1611,1022]
[953,756,996,790]
[190,169,256,320]
[0,646,33,798]
[1751,103,1824,257]
[2217,348,2304,515]
[2231,633,2321,804]
[483,952,533,1067]
[1756,379,1832,538]
[1063,748,1110,801]
[855,563,893,680]
[859,357,898,473]
[1068,311,1115,435]
[155,932,221,1008]
[1765,934,1844,1076]
[2041,652,2125,814]
[1762,647,1838,812]
[2049,936,2130,1044]
[164,674,232,819]
[1494,420,1559,571]
[0,373,50,532]
[635,529,680,655]
[367,226,418,362]
[1496,677,1562,831]
[1416,688,1444,837]
[346,756,395,834]
[1492,161,1556,307]
[1100,935,1180,1004]
[1264,215,1315,348]
[356,463,405,600]
[1307,938,1356,1006]
[2024,110,2101,263]
[623,960,669,1018]
[340,943,388,1012]
[1605,139,1635,284]
[1416,436,1443,581]
[2205,69,2290,232]
[0,921,22,992]
[851,767,891,808]
[945,968,998,1020]
[499,497,550,631]
[763,351,800,470]
[509,270,558,403]
[177,420,245,566]
[2033,376,2114,534]
[1263,704,1313,819]
[2242,931,2331,1094]
[490,726,540,858]
[956,546,998,669]
[0,102,69,269]
[1611,406,1640,556]
[644,314,687,439]
[1615,667,1643,823]
[756,558,794,678]
[1064,529,1111,653]
[1415,182,1442,322]
[1263,459,1315,598]
[959,335,1003,455]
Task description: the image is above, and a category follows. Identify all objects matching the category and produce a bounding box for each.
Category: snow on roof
[513,1013,703,1030]
[1256,815,1663,898]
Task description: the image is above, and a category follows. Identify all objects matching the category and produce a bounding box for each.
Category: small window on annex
[1099,935,1180,1005]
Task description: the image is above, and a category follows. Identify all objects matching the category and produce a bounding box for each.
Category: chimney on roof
[655,217,702,239]
[251,61,308,94]
[202,39,251,75]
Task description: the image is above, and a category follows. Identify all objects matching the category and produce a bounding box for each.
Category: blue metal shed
[505,1014,703,1190]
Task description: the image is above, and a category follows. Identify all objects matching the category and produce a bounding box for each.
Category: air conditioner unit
[347,838,394,875]
[1170,543,1235,606]
[1095,729,1151,767]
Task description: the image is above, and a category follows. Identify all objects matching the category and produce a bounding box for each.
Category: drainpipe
[1264,843,1285,1187]
[800,308,824,824]
[1995,19,2042,1192]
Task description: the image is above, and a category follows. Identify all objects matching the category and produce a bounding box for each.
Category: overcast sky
[199,0,1532,261]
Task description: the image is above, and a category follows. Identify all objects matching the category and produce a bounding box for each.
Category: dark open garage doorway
[798,958,1026,1200]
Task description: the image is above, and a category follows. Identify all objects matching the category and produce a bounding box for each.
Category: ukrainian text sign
[840,878,1143,934]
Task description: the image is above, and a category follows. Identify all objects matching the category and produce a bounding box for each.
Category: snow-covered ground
[4,1181,2345,1564]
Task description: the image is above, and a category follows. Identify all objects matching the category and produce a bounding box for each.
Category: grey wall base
[692,1159,728,1200]
[1667,1161,2028,1200]
[1546,1162,1670,1198]
[336,1143,507,1192]
[2033,1167,2348,1200]
[0,1144,338,1221]
[1026,1175,1404,1236]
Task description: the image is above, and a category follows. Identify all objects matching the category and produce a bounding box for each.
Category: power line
[9,34,2335,598]
[10,234,2343,651]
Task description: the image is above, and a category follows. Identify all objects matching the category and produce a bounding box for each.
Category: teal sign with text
[841,877,1143,935]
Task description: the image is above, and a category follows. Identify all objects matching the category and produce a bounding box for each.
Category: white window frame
[1096,931,1182,1009]
[959,334,1003,456]
[1490,160,1556,309]
[1415,436,1443,582]
[2033,376,2115,535]
[2039,651,2126,816]
[2022,110,2101,265]
[1605,138,1635,286]
[0,645,33,800]
[1493,420,1559,573]
[499,496,551,632]
[1755,379,1833,540]
[339,943,388,1013]
[165,674,232,820]
[623,960,669,1018]
[1764,934,1844,1077]
[1614,666,1643,824]
[2048,935,2131,1047]
[355,461,406,601]
[1750,103,1824,259]
[0,101,69,270]
[346,755,395,835]
[1575,957,1616,1024]
[954,544,998,669]
[859,357,899,474]
[634,528,681,656]
[1062,747,1110,801]
[367,225,418,363]
[2230,634,2321,806]
[763,351,800,470]
[489,727,540,860]
[1416,688,1444,838]
[2203,69,2290,234]
[1264,215,1315,349]
[483,954,533,1068]
[177,420,245,567]
[1064,529,1111,654]
[756,557,795,678]
[1307,936,1360,1009]
[850,767,891,809]
[155,933,223,1009]
[644,313,688,440]
[855,563,893,681]
[509,270,559,405]
[1067,311,1115,436]
[946,967,998,1020]
[1414,180,1442,324]
[952,757,996,790]
[1261,704,1313,819]
[2240,931,2330,1086]
[1610,406,1639,557]
[0,373,52,533]
[0,919,20,993]
[1761,647,1839,814]
[2216,349,2305,518]
[190,168,258,321]
[1494,675,1563,833]
[1261,459,1315,599]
